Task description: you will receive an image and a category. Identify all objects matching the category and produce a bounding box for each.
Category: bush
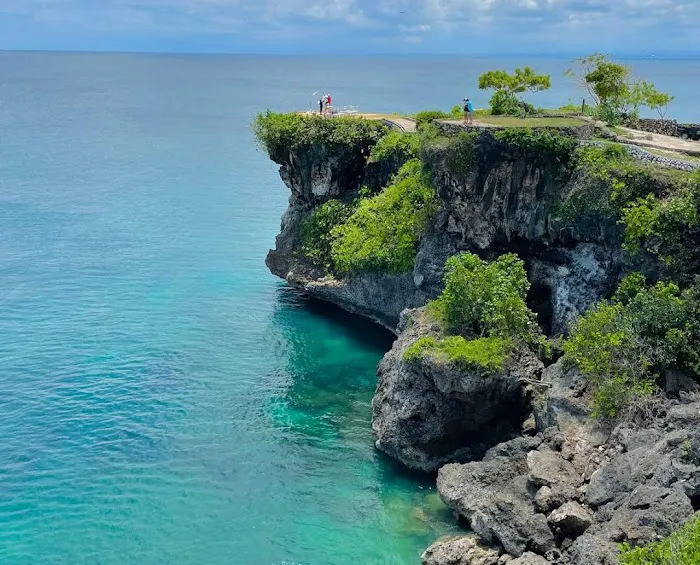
[619,513,700,564]
[563,276,698,419]
[253,111,386,158]
[415,110,450,132]
[330,160,438,274]
[443,132,479,181]
[299,200,354,270]
[403,335,511,373]
[431,252,539,341]
[494,129,578,173]
[368,131,420,166]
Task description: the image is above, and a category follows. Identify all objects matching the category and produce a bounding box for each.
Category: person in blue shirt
[463,98,474,125]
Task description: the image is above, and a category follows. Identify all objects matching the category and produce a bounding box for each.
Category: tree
[478,66,551,116]
[566,53,674,123]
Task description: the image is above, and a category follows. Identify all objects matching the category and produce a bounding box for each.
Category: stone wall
[435,120,595,139]
[625,118,679,137]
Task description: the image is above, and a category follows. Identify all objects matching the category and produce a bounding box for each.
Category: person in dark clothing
[319,98,324,115]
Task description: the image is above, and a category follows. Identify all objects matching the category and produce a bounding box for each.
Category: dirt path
[617,126,700,157]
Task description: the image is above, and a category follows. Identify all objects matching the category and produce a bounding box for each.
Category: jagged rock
[372,310,539,471]
[567,534,619,565]
[421,536,502,565]
[508,553,551,565]
[547,502,592,537]
[527,448,581,489]
[437,437,554,557]
[534,485,578,513]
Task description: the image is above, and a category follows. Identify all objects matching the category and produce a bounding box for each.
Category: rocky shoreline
[259,115,700,564]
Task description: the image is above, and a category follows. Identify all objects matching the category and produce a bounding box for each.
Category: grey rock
[437,438,554,557]
[528,449,581,489]
[372,310,538,471]
[547,502,593,537]
[508,553,551,565]
[568,534,619,565]
[421,536,502,565]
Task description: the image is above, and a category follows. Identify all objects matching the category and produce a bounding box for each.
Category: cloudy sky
[0,0,698,54]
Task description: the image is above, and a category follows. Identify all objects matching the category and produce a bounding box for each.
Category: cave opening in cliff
[528,283,554,336]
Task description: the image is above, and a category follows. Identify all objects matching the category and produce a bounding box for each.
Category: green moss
[444,132,479,181]
[330,160,438,274]
[619,514,700,564]
[252,111,386,158]
[403,335,511,373]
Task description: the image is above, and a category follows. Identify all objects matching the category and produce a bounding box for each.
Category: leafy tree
[565,54,674,123]
[478,67,551,116]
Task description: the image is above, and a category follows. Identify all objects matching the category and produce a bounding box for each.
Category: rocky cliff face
[262,125,696,564]
[266,131,621,334]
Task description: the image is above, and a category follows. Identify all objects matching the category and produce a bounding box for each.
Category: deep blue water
[0,52,698,565]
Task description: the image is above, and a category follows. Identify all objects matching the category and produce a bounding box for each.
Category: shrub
[252,111,386,158]
[563,276,698,419]
[619,513,700,564]
[443,132,479,181]
[494,129,578,173]
[432,252,539,342]
[415,110,450,132]
[299,200,354,270]
[330,160,438,274]
[368,131,420,168]
[403,335,511,373]
[479,66,551,116]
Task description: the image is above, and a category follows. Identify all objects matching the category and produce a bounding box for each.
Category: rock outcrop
[432,358,700,564]
[372,309,540,472]
[266,129,622,333]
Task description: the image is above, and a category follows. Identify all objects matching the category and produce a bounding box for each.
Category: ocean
[0,51,697,565]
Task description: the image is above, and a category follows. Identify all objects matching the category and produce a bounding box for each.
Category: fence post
[581,98,586,115]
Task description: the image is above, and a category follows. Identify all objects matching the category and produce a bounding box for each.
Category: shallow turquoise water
[1,52,697,565]
[0,52,464,565]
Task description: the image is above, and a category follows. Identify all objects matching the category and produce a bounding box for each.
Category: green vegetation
[368,131,420,165]
[563,276,700,419]
[478,116,587,128]
[403,335,511,372]
[478,66,551,117]
[442,132,479,181]
[330,160,438,274]
[404,252,542,372]
[565,54,674,124]
[299,200,354,270]
[253,111,386,157]
[493,129,579,173]
[619,513,700,564]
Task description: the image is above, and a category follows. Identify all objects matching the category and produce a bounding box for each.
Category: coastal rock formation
[266,129,622,332]
[433,359,700,564]
[371,309,539,472]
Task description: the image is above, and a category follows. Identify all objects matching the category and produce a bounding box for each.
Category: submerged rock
[421,536,502,565]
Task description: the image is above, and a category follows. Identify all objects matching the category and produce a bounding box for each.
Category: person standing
[319,97,324,115]
[463,98,474,125]
[326,93,332,115]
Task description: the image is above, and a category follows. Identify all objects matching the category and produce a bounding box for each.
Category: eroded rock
[421,536,502,565]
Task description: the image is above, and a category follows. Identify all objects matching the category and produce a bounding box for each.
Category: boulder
[508,554,551,565]
[372,310,538,471]
[421,536,502,565]
[527,449,581,489]
[567,534,619,565]
[437,437,554,557]
[547,502,592,537]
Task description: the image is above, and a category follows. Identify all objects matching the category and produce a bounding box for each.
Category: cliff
[257,113,700,564]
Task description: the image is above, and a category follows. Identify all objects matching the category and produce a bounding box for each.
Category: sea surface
[0,52,698,565]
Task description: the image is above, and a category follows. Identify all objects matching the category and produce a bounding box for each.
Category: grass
[403,335,511,373]
[478,115,588,128]
[644,147,700,163]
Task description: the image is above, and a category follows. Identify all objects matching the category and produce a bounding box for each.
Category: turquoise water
[0,52,698,565]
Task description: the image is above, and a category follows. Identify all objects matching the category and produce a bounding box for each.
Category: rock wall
[625,118,679,137]
[266,130,622,333]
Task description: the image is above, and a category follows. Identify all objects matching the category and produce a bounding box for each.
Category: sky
[0,0,699,55]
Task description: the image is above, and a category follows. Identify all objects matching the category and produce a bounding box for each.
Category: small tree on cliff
[478,67,551,116]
